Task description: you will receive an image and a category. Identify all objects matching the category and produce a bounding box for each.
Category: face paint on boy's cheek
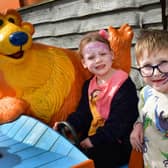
[82,41,110,56]
[163,73,168,84]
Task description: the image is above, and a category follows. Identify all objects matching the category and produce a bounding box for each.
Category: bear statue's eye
[0,19,3,26]
[8,17,15,24]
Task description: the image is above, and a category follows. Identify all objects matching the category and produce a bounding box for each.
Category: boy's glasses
[132,61,168,77]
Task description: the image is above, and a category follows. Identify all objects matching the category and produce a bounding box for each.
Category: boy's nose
[153,67,161,76]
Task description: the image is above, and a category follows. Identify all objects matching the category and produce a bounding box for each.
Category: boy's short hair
[135,29,168,63]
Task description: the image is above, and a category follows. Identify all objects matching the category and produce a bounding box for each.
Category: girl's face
[138,48,168,93]
[81,41,113,78]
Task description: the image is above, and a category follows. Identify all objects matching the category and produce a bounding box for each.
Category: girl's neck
[96,68,115,85]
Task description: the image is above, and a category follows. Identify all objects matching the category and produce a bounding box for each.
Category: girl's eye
[88,56,95,60]
[100,52,106,56]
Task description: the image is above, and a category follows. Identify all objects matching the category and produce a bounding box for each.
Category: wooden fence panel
[19,0,163,89]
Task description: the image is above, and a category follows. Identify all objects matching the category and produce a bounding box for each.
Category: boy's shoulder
[141,85,153,102]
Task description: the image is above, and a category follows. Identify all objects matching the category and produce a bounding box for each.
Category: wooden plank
[51,135,75,155]
[32,11,139,38]
[31,7,162,39]
[69,146,88,161]
[166,0,168,15]
[1,143,88,168]
[0,134,12,142]
[14,118,38,142]
[51,135,88,163]
[14,152,63,168]
[0,138,18,146]
[0,139,63,168]
[18,0,163,58]
[14,146,47,160]
[142,8,162,25]
[23,122,47,146]
[0,122,19,136]
[20,0,160,24]
[14,149,63,165]
[33,27,160,47]
[0,116,27,138]
[39,156,87,168]
[33,35,82,49]
[0,115,92,168]
[8,142,33,153]
[35,127,60,151]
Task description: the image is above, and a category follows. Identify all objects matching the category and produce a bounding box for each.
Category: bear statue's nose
[9,32,28,46]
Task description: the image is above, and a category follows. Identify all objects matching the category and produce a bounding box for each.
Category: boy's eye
[143,64,151,68]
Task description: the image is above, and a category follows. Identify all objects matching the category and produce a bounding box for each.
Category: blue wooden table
[0,115,94,168]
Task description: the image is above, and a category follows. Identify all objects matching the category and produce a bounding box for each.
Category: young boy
[130,29,168,168]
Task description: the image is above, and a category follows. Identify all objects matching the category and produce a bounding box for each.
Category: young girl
[54,31,139,168]
[130,29,168,168]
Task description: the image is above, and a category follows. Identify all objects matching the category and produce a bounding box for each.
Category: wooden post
[160,0,167,30]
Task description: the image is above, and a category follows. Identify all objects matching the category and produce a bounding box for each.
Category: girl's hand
[53,122,60,130]
[80,137,93,149]
[130,122,144,152]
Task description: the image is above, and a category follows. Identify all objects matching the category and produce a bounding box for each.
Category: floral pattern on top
[139,85,168,168]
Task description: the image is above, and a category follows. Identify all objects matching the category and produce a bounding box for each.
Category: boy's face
[138,48,168,93]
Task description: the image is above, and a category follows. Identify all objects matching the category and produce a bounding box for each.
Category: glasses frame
[131,61,168,77]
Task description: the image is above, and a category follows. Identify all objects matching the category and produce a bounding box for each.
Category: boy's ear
[81,59,87,68]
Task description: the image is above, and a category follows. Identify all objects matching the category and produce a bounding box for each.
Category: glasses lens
[159,61,168,73]
[140,66,153,77]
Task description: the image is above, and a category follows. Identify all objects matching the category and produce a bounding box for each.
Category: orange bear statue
[0,9,133,127]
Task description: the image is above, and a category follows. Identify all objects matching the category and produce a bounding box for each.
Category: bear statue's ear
[5,9,22,26]
[21,22,35,35]
[4,9,35,35]
[107,23,134,74]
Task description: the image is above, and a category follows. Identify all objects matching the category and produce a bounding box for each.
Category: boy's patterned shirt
[139,86,168,168]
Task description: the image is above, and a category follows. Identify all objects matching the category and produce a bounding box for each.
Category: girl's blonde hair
[78,31,111,58]
[135,29,168,63]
